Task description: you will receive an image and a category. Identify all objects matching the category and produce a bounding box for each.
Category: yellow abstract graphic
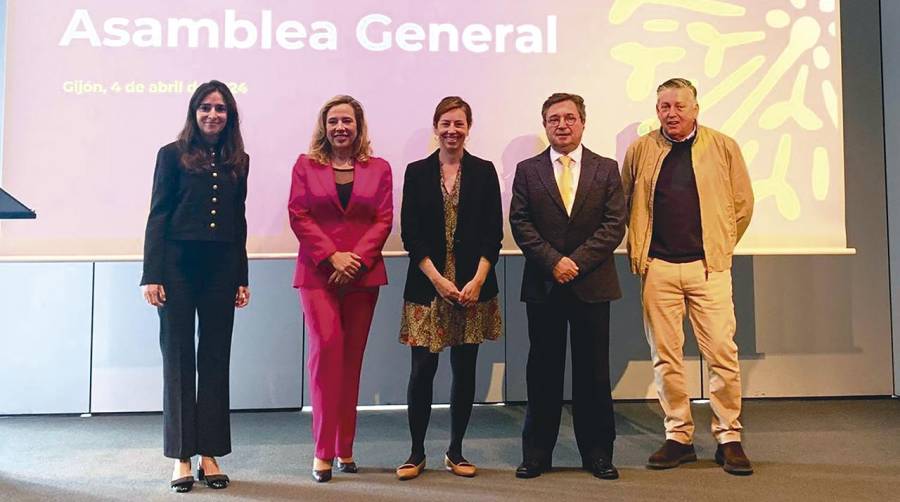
[753,134,800,221]
[821,79,839,127]
[644,19,679,32]
[609,0,745,25]
[813,46,830,69]
[700,55,765,111]
[721,17,819,136]
[759,65,822,130]
[766,9,791,29]
[812,146,829,201]
[611,43,686,101]
[686,22,764,77]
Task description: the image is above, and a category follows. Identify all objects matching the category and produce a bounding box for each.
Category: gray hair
[657,78,697,99]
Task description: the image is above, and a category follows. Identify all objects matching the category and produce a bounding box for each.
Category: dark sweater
[141,142,249,286]
[649,136,704,263]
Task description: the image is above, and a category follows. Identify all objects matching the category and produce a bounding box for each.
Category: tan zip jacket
[621,125,754,275]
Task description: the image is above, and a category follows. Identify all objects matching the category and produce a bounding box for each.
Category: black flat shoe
[312,468,333,482]
[170,475,194,493]
[337,461,358,473]
[198,467,230,489]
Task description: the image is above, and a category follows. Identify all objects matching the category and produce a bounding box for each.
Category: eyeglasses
[546,114,579,127]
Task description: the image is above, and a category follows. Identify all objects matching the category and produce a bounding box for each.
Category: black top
[649,136,704,263]
[141,141,249,286]
[336,181,353,210]
[401,150,503,304]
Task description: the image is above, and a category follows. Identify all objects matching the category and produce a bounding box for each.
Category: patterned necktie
[559,154,574,214]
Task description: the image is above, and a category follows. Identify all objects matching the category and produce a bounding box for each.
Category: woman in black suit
[396,96,503,480]
[141,80,250,493]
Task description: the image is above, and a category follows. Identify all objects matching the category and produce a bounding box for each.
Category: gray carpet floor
[1,399,898,501]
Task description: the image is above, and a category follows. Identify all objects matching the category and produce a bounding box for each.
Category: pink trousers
[299,287,379,460]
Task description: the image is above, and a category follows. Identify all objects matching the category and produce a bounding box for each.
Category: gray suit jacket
[509,146,626,303]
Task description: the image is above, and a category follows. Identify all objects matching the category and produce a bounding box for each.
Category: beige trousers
[641,258,742,444]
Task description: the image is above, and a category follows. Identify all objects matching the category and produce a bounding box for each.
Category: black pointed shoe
[312,467,333,482]
[197,457,230,489]
[169,475,194,493]
[312,457,334,482]
[647,439,697,469]
[337,460,358,473]
[197,466,230,489]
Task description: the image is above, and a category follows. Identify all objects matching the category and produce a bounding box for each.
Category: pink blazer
[288,154,393,289]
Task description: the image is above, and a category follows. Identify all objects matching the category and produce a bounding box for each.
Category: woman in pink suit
[288,95,393,482]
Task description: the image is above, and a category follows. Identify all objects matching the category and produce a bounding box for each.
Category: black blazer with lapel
[401,150,503,304]
[141,142,250,287]
[509,146,626,303]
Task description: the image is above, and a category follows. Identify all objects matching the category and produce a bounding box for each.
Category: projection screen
[0,0,848,259]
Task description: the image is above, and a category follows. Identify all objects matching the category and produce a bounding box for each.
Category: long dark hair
[177,80,247,176]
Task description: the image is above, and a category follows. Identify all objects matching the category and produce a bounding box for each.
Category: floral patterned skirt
[399,296,502,353]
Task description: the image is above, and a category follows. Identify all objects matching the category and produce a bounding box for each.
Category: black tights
[406,344,479,464]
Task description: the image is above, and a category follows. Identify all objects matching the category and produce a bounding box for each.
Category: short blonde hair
[308,95,372,165]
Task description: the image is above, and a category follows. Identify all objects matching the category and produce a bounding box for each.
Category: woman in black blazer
[396,96,503,480]
[141,80,249,493]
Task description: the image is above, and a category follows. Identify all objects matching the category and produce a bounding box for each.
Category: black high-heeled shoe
[312,468,332,482]
[337,460,358,473]
[313,458,333,482]
[197,458,230,489]
[170,475,194,493]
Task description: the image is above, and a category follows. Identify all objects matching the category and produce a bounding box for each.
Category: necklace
[439,161,460,196]
[332,159,355,171]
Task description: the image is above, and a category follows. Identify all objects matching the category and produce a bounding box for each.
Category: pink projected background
[0,0,845,258]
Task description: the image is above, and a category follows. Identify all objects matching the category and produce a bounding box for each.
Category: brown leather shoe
[396,459,426,480]
[444,454,477,477]
[647,439,697,469]
[715,442,754,475]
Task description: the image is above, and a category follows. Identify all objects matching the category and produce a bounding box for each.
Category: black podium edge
[0,187,37,219]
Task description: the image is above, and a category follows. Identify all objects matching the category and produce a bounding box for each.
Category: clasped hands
[553,256,579,284]
[433,275,483,307]
[328,251,364,286]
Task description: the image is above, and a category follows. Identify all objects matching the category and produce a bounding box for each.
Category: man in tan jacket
[621,78,754,475]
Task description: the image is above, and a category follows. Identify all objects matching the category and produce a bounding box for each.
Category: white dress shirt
[550,143,583,215]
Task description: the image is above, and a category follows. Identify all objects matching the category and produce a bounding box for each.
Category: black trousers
[407,344,480,457]
[158,240,238,459]
[522,286,616,464]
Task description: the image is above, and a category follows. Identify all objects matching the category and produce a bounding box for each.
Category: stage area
[1,399,898,501]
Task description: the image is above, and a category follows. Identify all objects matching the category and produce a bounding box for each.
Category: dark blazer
[401,150,503,304]
[509,146,626,303]
[141,142,249,286]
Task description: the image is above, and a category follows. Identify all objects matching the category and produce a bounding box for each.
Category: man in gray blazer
[509,93,626,480]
